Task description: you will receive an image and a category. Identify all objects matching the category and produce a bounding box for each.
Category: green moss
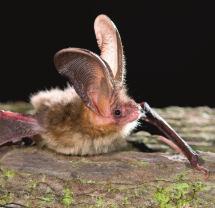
[133,160,150,168]
[109,203,119,208]
[154,181,205,208]
[40,193,55,203]
[95,196,105,208]
[0,193,13,204]
[27,179,38,190]
[122,196,130,205]
[2,169,16,179]
[78,177,96,184]
[61,188,74,207]
[174,173,187,181]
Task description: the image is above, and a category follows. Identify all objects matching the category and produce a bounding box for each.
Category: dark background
[0,1,214,107]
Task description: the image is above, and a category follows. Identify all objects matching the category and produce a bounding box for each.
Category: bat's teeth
[140,112,146,119]
[139,105,148,119]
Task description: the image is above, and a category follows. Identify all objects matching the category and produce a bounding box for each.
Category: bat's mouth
[139,102,209,177]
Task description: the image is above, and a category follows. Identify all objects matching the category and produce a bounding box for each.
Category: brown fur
[31,87,138,155]
[30,15,140,155]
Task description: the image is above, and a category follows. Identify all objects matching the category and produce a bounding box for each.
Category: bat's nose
[139,102,151,119]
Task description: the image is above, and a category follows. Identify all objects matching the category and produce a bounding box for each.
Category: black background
[0,1,214,107]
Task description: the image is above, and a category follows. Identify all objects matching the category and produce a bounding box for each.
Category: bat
[0,14,208,176]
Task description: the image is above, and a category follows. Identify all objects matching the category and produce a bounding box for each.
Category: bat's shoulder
[30,86,81,112]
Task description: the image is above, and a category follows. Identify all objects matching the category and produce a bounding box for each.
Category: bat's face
[85,93,141,127]
[110,98,141,126]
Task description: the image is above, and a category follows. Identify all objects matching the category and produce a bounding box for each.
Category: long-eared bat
[0,15,208,175]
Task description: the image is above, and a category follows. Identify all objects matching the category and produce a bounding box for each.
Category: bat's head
[54,14,140,127]
[111,101,140,126]
[105,90,141,126]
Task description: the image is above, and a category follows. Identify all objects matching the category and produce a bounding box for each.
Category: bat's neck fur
[31,87,138,155]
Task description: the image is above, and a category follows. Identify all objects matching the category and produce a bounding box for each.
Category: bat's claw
[189,154,209,178]
[195,164,209,179]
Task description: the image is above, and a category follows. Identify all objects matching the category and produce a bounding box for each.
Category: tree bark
[0,103,214,207]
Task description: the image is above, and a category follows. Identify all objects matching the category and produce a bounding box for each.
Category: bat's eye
[114,109,122,117]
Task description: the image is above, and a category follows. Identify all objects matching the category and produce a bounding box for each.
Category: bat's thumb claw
[196,164,209,179]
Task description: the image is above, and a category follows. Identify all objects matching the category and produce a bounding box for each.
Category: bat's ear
[94,14,125,85]
[54,48,115,116]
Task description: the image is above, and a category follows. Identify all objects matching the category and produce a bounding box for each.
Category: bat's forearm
[140,102,209,177]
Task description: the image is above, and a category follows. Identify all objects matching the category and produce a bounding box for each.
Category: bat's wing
[141,102,209,177]
[0,110,41,146]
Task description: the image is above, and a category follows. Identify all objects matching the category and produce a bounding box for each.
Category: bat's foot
[195,164,209,179]
[190,154,209,179]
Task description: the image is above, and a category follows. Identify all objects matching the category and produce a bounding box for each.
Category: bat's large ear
[54,48,115,116]
[94,14,125,85]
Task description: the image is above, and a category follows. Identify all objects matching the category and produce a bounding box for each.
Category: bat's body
[31,87,138,155]
[0,14,208,175]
